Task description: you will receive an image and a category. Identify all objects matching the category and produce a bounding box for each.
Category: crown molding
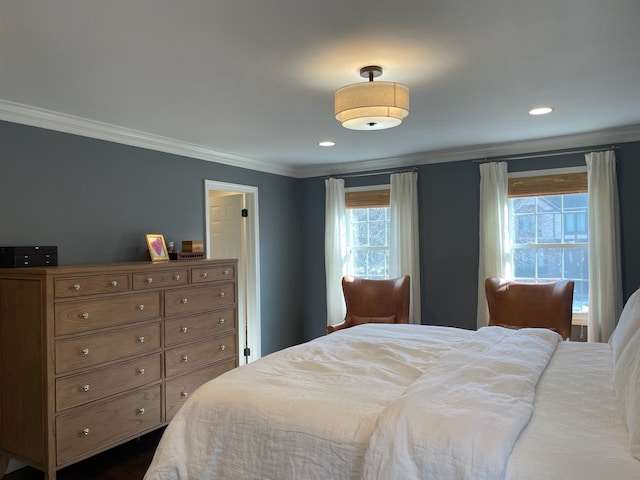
[0,99,297,178]
[295,123,640,178]
[2,99,639,180]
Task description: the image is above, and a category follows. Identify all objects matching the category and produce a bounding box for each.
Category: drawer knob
[138,304,145,311]
[73,284,81,290]
[110,280,118,287]
[181,298,188,304]
[82,348,90,355]
[81,312,90,319]
[219,344,226,351]
[138,336,145,343]
[182,355,188,362]
[146,277,153,284]
[181,327,188,333]
[181,391,189,398]
[138,368,145,375]
[174,274,181,281]
[138,408,145,415]
[218,292,225,298]
[218,318,225,325]
[82,428,90,436]
[82,384,90,392]
[201,272,208,278]
[223,269,229,276]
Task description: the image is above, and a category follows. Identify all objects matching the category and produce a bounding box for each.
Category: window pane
[352,222,369,247]
[537,213,562,243]
[564,212,588,242]
[351,209,368,222]
[367,250,389,279]
[563,247,588,280]
[385,216,390,243]
[537,196,561,212]
[574,280,589,313]
[352,250,368,276]
[536,247,562,279]
[369,221,387,247]
[513,198,535,213]
[563,193,588,210]
[514,215,535,243]
[368,208,386,222]
[513,248,535,279]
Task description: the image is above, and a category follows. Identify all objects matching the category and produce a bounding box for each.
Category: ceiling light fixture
[334,66,409,130]
[529,106,554,115]
[319,141,335,147]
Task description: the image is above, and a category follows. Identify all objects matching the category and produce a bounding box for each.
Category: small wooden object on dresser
[0,259,238,480]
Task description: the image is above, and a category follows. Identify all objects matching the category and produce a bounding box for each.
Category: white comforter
[144,325,558,480]
[363,327,559,479]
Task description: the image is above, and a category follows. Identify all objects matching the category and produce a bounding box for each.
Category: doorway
[204,180,261,364]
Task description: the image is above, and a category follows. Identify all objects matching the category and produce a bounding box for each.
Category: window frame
[344,185,391,280]
[508,167,588,326]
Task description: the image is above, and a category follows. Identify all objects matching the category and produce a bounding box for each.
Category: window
[345,187,390,279]
[508,169,588,324]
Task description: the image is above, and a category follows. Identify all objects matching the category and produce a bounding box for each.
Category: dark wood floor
[3,429,163,480]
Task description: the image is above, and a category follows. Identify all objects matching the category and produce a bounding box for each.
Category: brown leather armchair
[484,277,574,340]
[327,275,410,333]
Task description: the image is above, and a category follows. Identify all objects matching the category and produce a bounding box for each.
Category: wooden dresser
[0,259,238,480]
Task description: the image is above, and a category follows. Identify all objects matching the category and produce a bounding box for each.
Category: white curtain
[476,162,510,329]
[325,178,347,327]
[390,171,421,324]
[586,150,622,342]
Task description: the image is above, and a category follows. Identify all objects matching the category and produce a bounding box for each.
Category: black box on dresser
[0,246,58,267]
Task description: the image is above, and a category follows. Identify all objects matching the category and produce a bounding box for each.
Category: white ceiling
[1,0,639,178]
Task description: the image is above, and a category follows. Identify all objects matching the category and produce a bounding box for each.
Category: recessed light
[529,106,554,115]
[319,141,335,147]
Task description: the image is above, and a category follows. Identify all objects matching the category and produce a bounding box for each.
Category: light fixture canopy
[335,66,409,130]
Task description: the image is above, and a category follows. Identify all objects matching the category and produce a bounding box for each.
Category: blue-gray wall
[2,119,639,349]
[0,120,302,354]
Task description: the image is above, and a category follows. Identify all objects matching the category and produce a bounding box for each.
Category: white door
[209,192,244,260]
[204,180,261,364]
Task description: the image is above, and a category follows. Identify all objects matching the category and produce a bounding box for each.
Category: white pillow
[610,287,640,363]
[613,327,640,460]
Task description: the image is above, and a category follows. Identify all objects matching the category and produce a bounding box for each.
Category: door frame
[204,179,261,363]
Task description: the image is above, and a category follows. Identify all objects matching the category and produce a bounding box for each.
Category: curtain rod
[477,145,617,163]
[327,167,417,180]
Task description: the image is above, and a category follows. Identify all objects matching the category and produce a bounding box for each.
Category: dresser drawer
[132,269,189,290]
[165,308,236,347]
[56,385,161,466]
[165,333,236,377]
[191,264,236,284]
[55,323,161,374]
[55,274,131,298]
[55,292,161,335]
[164,283,235,317]
[165,358,236,421]
[56,353,162,411]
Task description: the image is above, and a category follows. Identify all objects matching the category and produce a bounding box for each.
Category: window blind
[508,172,587,197]
[345,189,390,208]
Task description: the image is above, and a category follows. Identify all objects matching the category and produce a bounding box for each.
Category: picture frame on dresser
[145,234,169,262]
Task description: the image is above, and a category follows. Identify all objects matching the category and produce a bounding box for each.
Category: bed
[144,293,640,479]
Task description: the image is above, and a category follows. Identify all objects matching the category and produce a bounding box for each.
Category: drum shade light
[335,66,409,130]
